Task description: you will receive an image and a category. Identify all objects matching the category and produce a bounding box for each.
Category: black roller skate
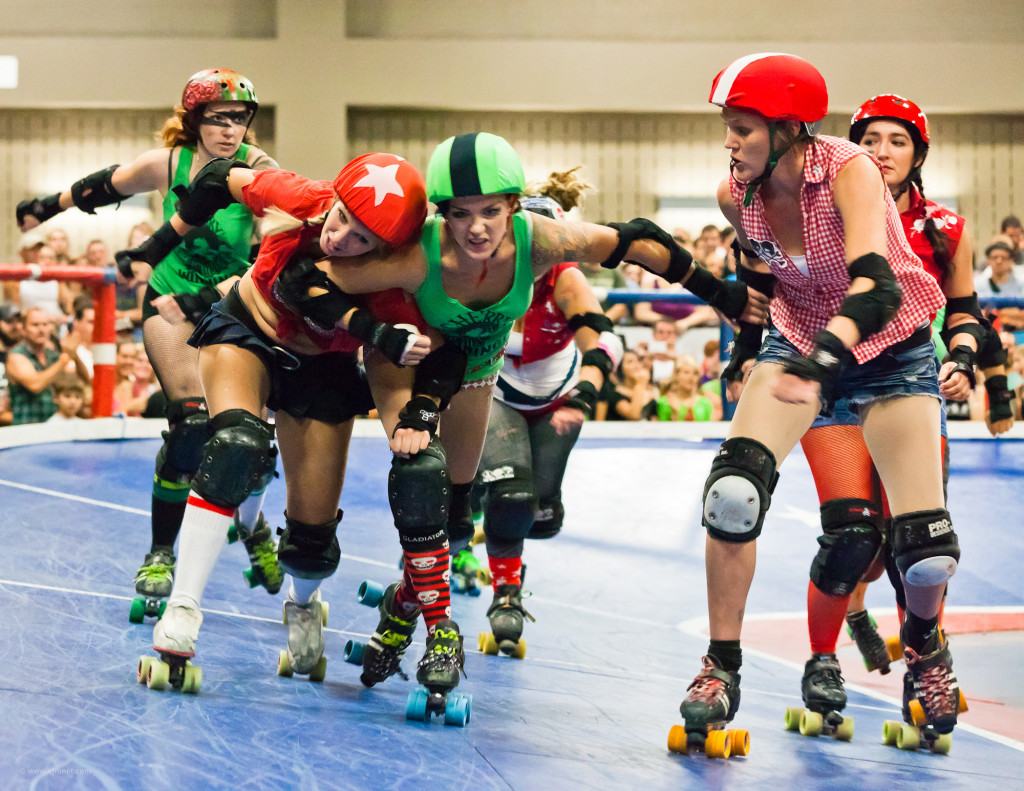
[344,580,419,687]
[784,654,854,740]
[882,634,967,754]
[845,609,894,674]
[478,583,534,659]
[669,656,749,759]
[233,514,284,594]
[406,619,471,726]
[129,546,174,623]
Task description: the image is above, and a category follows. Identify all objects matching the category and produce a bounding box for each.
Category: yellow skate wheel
[320,601,329,627]
[472,528,486,546]
[147,660,170,690]
[834,716,855,742]
[181,664,202,694]
[799,710,824,737]
[727,729,750,756]
[930,733,952,755]
[896,723,920,751]
[705,729,731,759]
[277,649,294,678]
[882,719,902,746]
[886,635,903,661]
[137,656,154,685]
[667,725,691,755]
[512,639,527,660]
[783,707,804,731]
[477,569,491,585]
[478,632,499,655]
[908,698,927,727]
[309,656,327,683]
[958,689,968,713]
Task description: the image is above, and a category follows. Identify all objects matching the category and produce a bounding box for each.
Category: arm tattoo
[249,154,279,171]
[532,223,598,270]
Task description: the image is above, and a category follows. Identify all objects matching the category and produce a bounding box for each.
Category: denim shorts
[756,326,941,422]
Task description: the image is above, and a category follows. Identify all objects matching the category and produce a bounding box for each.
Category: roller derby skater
[130,546,175,623]
[450,547,488,596]
[479,582,534,659]
[670,656,749,758]
[845,607,894,674]
[347,581,419,686]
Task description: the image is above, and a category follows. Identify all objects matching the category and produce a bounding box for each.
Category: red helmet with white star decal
[850,94,930,148]
[333,153,427,247]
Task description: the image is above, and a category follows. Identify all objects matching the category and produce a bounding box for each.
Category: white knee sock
[235,487,268,533]
[288,577,322,605]
[168,494,234,610]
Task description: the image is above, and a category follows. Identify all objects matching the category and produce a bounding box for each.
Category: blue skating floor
[1,421,1022,790]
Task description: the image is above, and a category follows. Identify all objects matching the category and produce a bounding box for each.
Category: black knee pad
[889,508,960,586]
[810,498,883,596]
[482,464,537,544]
[192,409,276,511]
[277,510,341,580]
[528,499,564,539]
[155,397,209,482]
[388,437,451,530]
[702,437,779,543]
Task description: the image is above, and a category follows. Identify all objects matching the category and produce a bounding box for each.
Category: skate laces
[811,657,844,694]
[250,539,283,585]
[906,648,957,717]
[421,626,466,677]
[136,555,174,581]
[686,657,731,705]
[489,585,536,623]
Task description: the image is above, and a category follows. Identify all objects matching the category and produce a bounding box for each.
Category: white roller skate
[278,590,328,682]
[138,603,203,694]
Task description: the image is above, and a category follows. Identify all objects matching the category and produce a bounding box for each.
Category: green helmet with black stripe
[426,132,525,204]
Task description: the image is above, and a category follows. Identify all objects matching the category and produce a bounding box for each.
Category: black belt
[887,325,931,354]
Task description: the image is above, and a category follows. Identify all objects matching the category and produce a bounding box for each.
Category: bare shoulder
[325,242,427,294]
[246,146,279,171]
[531,214,615,273]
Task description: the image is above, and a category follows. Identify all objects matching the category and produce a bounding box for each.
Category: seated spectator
[1001,215,1024,268]
[5,307,87,424]
[63,295,95,383]
[651,354,722,422]
[596,349,658,421]
[120,346,160,417]
[694,224,727,271]
[976,239,1024,333]
[110,341,139,416]
[47,373,87,422]
[635,318,679,385]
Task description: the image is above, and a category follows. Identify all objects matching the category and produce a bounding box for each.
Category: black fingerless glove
[686,267,750,321]
[346,309,413,366]
[984,374,1013,422]
[722,323,764,383]
[946,345,977,389]
[172,157,249,226]
[395,395,440,437]
[172,286,222,325]
[781,329,848,390]
[562,380,599,419]
[114,223,183,277]
[17,193,62,227]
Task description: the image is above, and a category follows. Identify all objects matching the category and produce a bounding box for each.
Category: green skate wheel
[278,649,294,678]
[344,640,365,665]
[799,710,823,737]
[308,656,327,683]
[226,524,238,544]
[727,729,750,756]
[834,716,855,742]
[478,632,499,655]
[137,656,154,684]
[243,569,259,589]
[181,664,202,694]
[406,688,429,722]
[783,707,804,731]
[129,598,146,624]
[444,692,471,727]
[930,733,952,755]
[358,580,385,607]
[147,660,170,690]
[881,719,902,746]
[896,723,920,751]
[157,601,167,618]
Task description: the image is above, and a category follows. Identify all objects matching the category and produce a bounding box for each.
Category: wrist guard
[347,309,413,366]
[413,343,467,410]
[782,329,847,389]
[173,286,222,325]
[395,395,440,437]
[562,380,598,419]
[686,266,750,321]
[275,256,357,331]
[984,374,1014,422]
[722,323,764,383]
[173,157,249,226]
[17,193,62,227]
[602,217,694,282]
[945,345,977,389]
[115,223,183,277]
[977,324,1008,370]
[737,263,776,298]
[71,165,128,214]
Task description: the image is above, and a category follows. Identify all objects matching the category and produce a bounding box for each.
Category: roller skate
[233,513,284,594]
[478,583,534,659]
[845,610,895,674]
[406,619,471,727]
[344,580,419,687]
[882,635,967,754]
[277,590,328,682]
[137,602,203,694]
[129,546,174,624]
[784,654,854,741]
[668,656,749,759]
[451,547,489,596]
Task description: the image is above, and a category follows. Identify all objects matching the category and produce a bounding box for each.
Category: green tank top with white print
[148,144,254,296]
[415,212,534,382]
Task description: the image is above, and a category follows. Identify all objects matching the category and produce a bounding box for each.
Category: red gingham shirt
[731,135,945,363]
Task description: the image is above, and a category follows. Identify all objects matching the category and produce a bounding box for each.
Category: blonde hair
[524,166,594,213]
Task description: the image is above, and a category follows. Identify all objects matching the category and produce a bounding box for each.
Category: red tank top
[513,262,577,365]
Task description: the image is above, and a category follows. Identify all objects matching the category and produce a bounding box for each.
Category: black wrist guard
[722,323,764,383]
[413,343,467,410]
[782,330,847,389]
[946,345,977,389]
[173,157,249,226]
[115,223,183,277]
[984,374,1013,422]
[601,217,694,282]
[17,193,62,227]
[686,266,749,320]
[977,325,1008,370]
[580,347,614,380]
[275,255,356,331]
[71,165,127,214]
[173,286,222,325]
[348,309,413,366]
[562,380,598,419]
[395,395,440,437]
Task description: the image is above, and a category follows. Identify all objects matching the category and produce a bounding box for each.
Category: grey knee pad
[155,397,209,482]
[702,437,779,543]
[810,498,883,596]
[192,409,276,511]
[528,499,564,540]
[388,437,451,530]
[890,508,960,586]
[482,464,537,544]
[277,511,341,580]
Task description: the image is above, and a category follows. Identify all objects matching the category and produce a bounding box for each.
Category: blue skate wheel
[344,640,365,665]
[406,688,429,722]
[358,580,385,607]
[467,585,481,598]
[129,598,146,624]
[444,692,472,727]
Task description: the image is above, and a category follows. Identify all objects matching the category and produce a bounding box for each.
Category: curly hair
[525,166,594,213]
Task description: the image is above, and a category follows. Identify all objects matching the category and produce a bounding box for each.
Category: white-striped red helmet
[710,53,828,133]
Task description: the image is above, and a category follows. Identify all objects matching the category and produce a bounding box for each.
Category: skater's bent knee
[192,409,275,510]
[889,509,960,586]
[388,437,450,529]
[702,437,778,543]
[810,498,883,596]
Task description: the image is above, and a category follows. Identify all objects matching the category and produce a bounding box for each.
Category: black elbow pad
[837,253,902,338]
[71,165,128,214]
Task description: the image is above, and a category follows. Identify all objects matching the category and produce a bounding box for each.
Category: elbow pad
[71,165,128,214]
[836,253,902,338]
[939,318,986,352]
[414,343,467,410]
[737,264,776,298]
[977,324,1008,369]
[274,256,357,331]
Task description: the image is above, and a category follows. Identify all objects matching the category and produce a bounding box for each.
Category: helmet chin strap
[741,121,799,207]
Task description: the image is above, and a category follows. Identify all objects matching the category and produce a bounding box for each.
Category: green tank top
[655,394,714,422]
[416,212,535,382]
[148,145,255,296]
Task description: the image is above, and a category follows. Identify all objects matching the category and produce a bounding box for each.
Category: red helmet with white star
[333,153,427,247]
[709,53,828,134]
[850,94,930,148]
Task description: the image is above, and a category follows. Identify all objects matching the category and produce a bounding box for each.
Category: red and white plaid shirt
[731,135,945,363]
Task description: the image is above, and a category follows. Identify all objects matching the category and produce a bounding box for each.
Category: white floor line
[0,479,150,516]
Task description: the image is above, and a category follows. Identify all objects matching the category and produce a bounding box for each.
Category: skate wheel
[444,692,471,727]
[799,710,823,738]
[358,580,385,607]
[783,707,804,732]
[896,723,920,751]
[834,716,855,742]
[478,632,499,655]
[320,601,329,627]
[930,733,952,755]
[344,640,365,665]
[226,524,238,543]
[129,598,146,624]
[476,569,491,585]
[511,639,527,660]
[157,600,167,618]
[908,698,927,728]
[309,656,327,683]
[727,729,750,756]
[181,663,202,694]
[243,569,258,589]
[281,603,289,625]
[406,688,429,722]
[277,649,294,678]
[137,656,154,684]
[881,719,902,746]
[705,729,731,759]
[471,528,485,546]
[958,689,968,713]
[886,635,903,662]
[467,585,481,598]
[147,660,170,690]
[667,725,691,755]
